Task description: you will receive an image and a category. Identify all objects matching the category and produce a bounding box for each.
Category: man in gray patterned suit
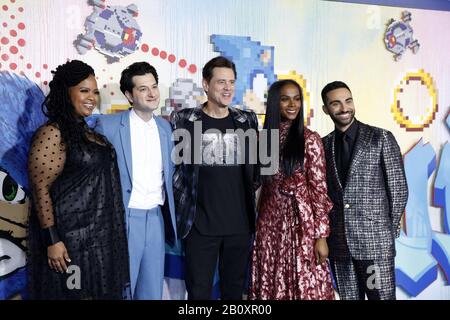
[321,81,408,300]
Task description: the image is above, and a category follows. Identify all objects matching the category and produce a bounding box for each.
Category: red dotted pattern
[0,1,51,87]
[188,64,197,73]
[99,67,116,96]
[141,43,197,74]
[2,4,197,93]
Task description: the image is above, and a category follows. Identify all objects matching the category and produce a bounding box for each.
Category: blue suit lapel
[120,111,133,181]
[155,117,169,184]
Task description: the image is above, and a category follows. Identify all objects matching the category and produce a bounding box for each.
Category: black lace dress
[27,123,130,299]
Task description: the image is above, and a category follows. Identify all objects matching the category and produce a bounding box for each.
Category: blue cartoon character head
[0,71,46,299]
[0,167,28,299]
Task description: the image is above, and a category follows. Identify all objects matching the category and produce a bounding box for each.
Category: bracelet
[41,226,61,247]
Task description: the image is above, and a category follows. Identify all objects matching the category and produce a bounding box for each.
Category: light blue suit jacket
[95,110,177,246]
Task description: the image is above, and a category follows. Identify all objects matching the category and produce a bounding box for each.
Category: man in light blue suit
[96,62,177,300]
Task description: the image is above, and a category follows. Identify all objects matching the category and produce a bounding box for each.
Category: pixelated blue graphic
[432,112,450,283]
[75,1,142,63]
[0,72,44,300]
[0,71,46,191]
[404,140,435,241]
[210,35,276,109]
[163,241,221,299]
[0,264,27,300]
[165,242,185,280]
[163,242,186,299]
[395,114,450,296]
[395,140,438,296]
[384,11,420,61]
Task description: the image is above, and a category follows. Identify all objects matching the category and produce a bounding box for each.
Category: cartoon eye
[0,171,26,204]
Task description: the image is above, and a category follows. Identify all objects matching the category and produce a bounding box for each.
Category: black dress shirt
[334,120,359,188]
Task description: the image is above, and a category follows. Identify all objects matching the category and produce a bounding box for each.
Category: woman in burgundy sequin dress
[249,80,334,300]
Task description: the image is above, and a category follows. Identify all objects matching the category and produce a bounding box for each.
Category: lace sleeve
[28,124,66,228]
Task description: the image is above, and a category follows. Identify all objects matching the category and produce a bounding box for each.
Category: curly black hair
[42,60,96,149]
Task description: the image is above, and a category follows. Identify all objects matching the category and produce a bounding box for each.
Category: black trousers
[184,226,251,300]
[330,257,396,300]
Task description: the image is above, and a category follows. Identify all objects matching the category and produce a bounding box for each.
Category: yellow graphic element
[391,69,438,131]
[256,114,266,130]
[277,71,313,126]
[106,104,129,114]
[243,90,265,115]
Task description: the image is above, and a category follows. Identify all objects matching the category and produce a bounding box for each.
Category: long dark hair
[42,60,96,149]
[263,79,305,178]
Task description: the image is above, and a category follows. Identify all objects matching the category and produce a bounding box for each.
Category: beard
[330,110,355,128]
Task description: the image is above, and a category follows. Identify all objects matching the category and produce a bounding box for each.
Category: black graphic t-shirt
[195,111,249,236]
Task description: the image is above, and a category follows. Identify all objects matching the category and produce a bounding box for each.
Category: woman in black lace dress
[27,60,130,299]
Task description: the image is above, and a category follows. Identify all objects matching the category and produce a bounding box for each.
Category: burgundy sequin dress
[249,121,334,300]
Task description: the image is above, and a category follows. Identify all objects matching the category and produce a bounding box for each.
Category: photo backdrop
[1,0,449,300]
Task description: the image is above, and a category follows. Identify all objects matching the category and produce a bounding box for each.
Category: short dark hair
[202,56,236,83]
[321,81,351,106]
[120,62,158,95]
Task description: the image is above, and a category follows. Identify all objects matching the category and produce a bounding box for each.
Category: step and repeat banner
[0,0,449,300]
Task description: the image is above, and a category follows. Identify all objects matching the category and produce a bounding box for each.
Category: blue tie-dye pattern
[0,72,46,191]
[0,267,28,300]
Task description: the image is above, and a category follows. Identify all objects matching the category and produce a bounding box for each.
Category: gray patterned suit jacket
[322,120,408,260]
